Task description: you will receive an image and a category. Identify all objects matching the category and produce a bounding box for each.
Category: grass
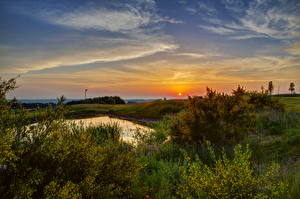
[66,99,185,120]
[276,97,300,112]
[250,127,300,162]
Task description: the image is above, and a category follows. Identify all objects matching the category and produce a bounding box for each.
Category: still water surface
[71,116,152,143]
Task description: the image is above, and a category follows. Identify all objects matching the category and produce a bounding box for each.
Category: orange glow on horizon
[178,92,182,96]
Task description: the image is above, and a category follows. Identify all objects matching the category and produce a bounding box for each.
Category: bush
[0,121,140,198]
[0,78,140,198]
[132,156,180,199]
[247,92,284,111]
[170,86,286,146]
[179,143,287,199]
[170,88,257,145]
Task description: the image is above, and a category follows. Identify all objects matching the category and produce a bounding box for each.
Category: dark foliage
[10,102,57,109]
[66,96,126,105]
[0,78,139,198]
[170,86,285,145]
[277,94,300,97]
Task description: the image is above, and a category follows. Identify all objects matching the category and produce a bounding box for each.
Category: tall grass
[85,121,121,144]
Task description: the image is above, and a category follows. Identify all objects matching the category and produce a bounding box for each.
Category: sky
[0,0,300,99]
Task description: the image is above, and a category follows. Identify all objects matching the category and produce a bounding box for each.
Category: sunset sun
[178,92,182,96]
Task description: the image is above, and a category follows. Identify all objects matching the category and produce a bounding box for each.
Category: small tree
[289,82,295,94]
[268,81,274,95]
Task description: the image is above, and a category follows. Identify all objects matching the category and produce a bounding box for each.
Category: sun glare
[178,92,182,96]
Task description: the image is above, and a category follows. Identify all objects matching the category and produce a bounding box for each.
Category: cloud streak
[39,1,182,32]
[196,0,300,40]
[0,0,180,74]
[44,8,152,32]
[176,53,206,58]
[0,35,177,74]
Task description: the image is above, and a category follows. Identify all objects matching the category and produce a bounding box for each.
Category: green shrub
[247,92,284,111]
[0,121,140,198]
[170,88,257,145]
[0,78,140,198]
[170,86,286,146]
[179,143,287,199]
[135,117,171,145]
[132,155,181,199]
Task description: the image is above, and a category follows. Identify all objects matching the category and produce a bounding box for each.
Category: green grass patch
[66,96,298,121]
[275,97,300,112]
[66,99,185,120]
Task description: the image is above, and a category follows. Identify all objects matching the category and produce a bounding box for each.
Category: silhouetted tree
[0,77,17,100]
[268,81,274,95]
[289,82,295,94]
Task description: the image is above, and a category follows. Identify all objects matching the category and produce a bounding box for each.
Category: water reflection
[71,116,152,143]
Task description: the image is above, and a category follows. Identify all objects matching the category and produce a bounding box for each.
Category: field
[67,97,299,121]
[66,99,185,120]
[277,97,300,112]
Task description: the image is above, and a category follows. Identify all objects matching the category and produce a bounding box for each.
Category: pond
[71,116,152,143]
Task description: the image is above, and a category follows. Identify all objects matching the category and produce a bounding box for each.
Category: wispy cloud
[154,16,183,24]
[0,0,180,74]
[185,7,198,15]
[221,0,245,13]
[176,53,205,58]
[184,1,217,15]
[198,2,217,15]
[198,25,235,35]
[284,42,300,55]
[0,34,178,74]
[197,0,300,40]
[43,8,152,32]
[40,3,182,32]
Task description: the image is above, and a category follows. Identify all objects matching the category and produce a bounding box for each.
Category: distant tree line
[10,102,56,109]
[66,96,126,105]
[9,97,58,109]
[276,93,300,97]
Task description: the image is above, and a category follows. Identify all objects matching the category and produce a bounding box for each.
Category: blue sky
[1,0,299,98]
